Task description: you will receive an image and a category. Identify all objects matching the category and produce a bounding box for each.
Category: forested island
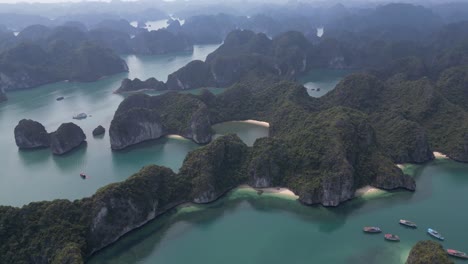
[3,1,468,263]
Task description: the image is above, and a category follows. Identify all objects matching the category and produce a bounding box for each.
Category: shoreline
[235,120,270,128]
[237,184,298,198]
[433,151,448,159]
[354,185,383,197]
[166,134,186,140]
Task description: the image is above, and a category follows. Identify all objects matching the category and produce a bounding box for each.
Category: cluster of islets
[364,220,468,260]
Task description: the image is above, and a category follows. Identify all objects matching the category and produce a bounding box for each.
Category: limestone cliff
[179,134,249,203]
[86,166,184,255]
[109,93,213,149]
[14,119,50,149]
[115,77,166,93]
[0,87,6,102]
[50,123,86,155]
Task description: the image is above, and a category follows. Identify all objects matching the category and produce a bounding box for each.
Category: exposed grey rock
[14,119,50,149]
[92,125,106,136]
[115,77,166,93]
[50,123,86,155]
[109,108,166,150]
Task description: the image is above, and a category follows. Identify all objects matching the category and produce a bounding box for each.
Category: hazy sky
[0,0,110,3]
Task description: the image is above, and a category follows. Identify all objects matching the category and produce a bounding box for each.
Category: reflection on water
[89,159,468,264]
[0,44,221,206]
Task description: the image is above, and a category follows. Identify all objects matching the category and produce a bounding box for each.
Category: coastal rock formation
[92,125,105,136]
[86,166,184,255]
[166,60,216,90]
[14,119,50,149]
[179,134,249,203]
[0,88,6,102]
[406,240,453,264]
[109,108,165,150]
[248,138,290,188]
[115,77,166,93]
[110,93,213,149]
[0,40,128,91]
[50,123,86,155]
[131,29,193,55]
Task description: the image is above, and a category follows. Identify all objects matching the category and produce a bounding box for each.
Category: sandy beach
[396,164,405,169]
[166,134,186,140]
[433,151,448,159]
[355,185,382,197]
[238,185,298,198]
[237,120,270,127]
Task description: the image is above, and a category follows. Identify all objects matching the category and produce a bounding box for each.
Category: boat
[79,173,87,179]
[73,113,87,120]
[399,219,417,228]
[384,234,400,242]
[447,249,468,259]
[363,227,381,233]
[56,96,64,101]
[427,228,445,241]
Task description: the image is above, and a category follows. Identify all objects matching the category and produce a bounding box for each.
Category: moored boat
[399,219,417,228]
[427,228,445,241]
[73,113,87,120]
[363,227,381,233]
[447,249,468,259]
[384,234,400,242]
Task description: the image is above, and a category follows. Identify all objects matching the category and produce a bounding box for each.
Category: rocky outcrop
[109,93,214,149]
[109,108,165,150]
[179,134,249,204]
[50,123,86,155]
[166,60,216,90]
[86,166,184,255]
[115,77,166,93]
[14,119,50,149]
[406,241,453,264]
[0,88,6,102]
[248,138,289,188]
[130,30,193,55]
[92,125,105,136]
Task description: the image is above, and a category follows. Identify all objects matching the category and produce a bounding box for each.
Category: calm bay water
[300,68,352,97]
[89,159,468,264]
[0,44,226,207]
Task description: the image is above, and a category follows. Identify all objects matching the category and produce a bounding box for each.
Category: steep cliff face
[50,123,86,155]
[248,138,290,188]
[109,108,165,150]
[166,60,216,90]
[86,166,183,255]
[0,87,6,102]
[406,241,453,264]
[14,119,50,149]
[110,93,214,149]
[179,135,249,203]
[115,77,166,93]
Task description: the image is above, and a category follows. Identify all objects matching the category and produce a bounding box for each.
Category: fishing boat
[73,113,87,120]
[447,249,468,259]
[363,227,381,233]
[427,228,445,241]
[399,219,417,228]
[384,234,400,242]
[80,173,87,179]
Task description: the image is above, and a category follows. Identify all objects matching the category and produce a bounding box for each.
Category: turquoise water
[89,159,468,264]
[0,44,225,207]
[213,122,269,146]
[299,68,353,97]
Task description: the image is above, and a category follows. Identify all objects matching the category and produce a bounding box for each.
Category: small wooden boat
[56,96,64,101]
[427,228,445,241]
[363,227,381,233]
[447,249,468,259]
[399,219,417,228]
[80,173,87,179]
[384,234,400,242]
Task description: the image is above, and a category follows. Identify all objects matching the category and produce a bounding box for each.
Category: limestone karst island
[1,0,468,263]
